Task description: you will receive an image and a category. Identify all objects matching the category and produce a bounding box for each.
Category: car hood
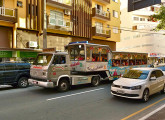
[113,77,146,86]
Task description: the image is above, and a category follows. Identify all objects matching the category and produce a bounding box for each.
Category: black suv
[0,62,30,88]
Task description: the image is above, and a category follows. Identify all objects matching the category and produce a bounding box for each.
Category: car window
[5,64,15,70]
[156,70,163,78]
[0,65,4,71]
[150,71,156,78]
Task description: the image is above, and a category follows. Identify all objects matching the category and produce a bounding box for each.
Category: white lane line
[47,88,105,101]
[139,104,165,120]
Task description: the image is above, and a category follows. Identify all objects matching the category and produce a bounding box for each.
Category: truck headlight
[131,85,141,90]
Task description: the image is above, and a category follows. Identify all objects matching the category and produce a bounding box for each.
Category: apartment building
[117,0,165,64]
[0,0,120,61]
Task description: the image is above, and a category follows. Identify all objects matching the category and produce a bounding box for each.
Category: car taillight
[47,80,51,82]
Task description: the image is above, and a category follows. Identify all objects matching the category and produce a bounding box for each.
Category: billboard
[128,0,161,12]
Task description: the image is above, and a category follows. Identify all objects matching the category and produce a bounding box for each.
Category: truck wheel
[91,76,100,87]
[161,85,165,94]
[18,77,29,88]
[58,79,70,92]
[141,89,149,102]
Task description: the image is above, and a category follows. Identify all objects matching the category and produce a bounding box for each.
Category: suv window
[5,64,16,70]
[16,63,30,70]
[52,55,66,65]
[156,70,163,78]
[0,65,4,71]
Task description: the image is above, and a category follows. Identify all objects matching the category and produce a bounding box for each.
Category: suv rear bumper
[28,79,55,88]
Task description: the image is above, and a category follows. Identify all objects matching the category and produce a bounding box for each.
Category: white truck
[28,41,112,92]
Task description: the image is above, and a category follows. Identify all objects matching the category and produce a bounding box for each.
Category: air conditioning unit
[64,10,71,16]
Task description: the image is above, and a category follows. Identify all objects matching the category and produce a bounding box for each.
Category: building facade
[0,0,120,61]
[117,0,165,64]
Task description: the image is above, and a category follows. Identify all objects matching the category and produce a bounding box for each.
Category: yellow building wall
[92,0,120,42]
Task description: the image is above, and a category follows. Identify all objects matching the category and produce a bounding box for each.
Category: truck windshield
[33,54,53,66]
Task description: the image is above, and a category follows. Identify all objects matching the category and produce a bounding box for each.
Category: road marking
[47,88,105,101]
[139,103,165,120]
[121,97,165,120]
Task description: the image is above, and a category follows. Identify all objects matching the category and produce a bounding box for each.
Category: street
[0,82,165,120]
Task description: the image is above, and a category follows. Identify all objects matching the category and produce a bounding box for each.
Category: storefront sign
[17,51,38,58]
[0,51,12,58]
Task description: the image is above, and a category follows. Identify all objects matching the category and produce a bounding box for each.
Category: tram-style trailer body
[28,41,112,92]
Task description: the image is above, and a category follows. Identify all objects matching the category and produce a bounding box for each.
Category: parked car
[0,62,30,88]
[111,68,165,102]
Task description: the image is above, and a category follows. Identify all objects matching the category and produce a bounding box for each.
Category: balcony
[94,0,110,4]
[0,7,18,23]
[47,0,72,10]
[92,8,110,21]
[92,27,110,38]
[47,15,73,32]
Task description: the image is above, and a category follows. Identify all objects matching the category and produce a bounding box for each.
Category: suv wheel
[18,77,29,88]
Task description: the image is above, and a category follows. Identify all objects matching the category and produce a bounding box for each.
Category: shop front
[148,53,165,64]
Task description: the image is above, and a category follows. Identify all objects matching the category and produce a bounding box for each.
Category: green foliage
[152,5,165,31]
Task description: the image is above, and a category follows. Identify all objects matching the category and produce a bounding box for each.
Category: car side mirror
[150,77,156,81]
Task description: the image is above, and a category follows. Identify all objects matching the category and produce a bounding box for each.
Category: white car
[111,68,165,102]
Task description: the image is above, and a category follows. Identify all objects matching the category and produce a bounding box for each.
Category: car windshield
[123,70,149,80]
[33,54,53,66]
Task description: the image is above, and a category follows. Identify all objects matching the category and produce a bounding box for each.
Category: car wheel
[91,76,100,87]
[142,89,149,102]
[18,77,29,88]
[161,85,165,94]
[58,79,70,92]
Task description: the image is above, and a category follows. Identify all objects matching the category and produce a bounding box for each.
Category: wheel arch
[57,75,70,86]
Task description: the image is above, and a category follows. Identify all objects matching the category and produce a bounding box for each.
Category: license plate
[117,90,124,94]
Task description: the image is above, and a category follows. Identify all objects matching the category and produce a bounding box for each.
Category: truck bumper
[28,79,55,88]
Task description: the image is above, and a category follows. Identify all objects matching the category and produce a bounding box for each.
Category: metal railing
[48,15,73,31]
[0,7,15,17]
[53,0,72,6]
[95,26,110,35]
[95,8,110,18]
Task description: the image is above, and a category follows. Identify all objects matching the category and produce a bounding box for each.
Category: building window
[133,17,139,21]
[140,18,145,21]
[113,27,118,33]
[17,1,23,7]
[49,10,63,26]
[95,22,103,34]
[113,10,118,18]
[0,0,3,7]
[112,0,118,2]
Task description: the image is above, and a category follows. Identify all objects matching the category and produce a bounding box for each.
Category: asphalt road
[0,81,165,120]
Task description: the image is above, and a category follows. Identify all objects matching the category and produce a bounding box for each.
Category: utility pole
[43,0,47,48]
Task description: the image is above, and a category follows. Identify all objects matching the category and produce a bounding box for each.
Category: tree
[152,5,165,31]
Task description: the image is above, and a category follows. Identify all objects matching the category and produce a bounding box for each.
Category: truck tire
[91,76,100,87]
[58,79,70,92]
[18,77,29,88]
[161,84,165,94]
[141,89,149,102]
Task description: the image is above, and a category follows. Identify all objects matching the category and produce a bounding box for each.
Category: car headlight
[131,85,141,90]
